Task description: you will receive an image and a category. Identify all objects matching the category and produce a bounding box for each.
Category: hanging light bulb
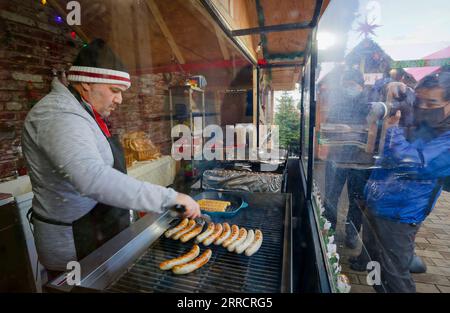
[55,15,63,24]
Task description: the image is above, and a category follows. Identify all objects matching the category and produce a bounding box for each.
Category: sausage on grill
[159,245,200,270]
[172,249,212,274]
[222,225,239,248]
[195,223,215,243]
[180,224,204,243]
[172,219,196,240]
[214,223,231,245]
[164,218,189,238]
[202,223,223,246]
[227,228,248,252]
[245,229,263,256]
[235,229,254,254]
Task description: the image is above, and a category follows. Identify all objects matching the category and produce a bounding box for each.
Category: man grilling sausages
[22,39,200,278]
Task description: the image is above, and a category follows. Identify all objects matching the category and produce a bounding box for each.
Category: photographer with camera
[363,69,450,292]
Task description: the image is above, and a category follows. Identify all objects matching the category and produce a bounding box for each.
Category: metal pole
[299,71,305,158]
[306,27,318,201]
[256,66,260,149]
[231,21,311,36]
[260,63,304,69]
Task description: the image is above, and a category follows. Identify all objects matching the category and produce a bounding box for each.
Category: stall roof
[406,46,450,82]
[49,0,329,90]
[49,0,253,89]
[205,0,330,90]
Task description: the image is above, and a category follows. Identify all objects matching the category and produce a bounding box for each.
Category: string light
[41,0,47,5]
[70,31,76,39]
[55,15,63,23]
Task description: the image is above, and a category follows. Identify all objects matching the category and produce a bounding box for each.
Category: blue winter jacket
[364,126,450,224]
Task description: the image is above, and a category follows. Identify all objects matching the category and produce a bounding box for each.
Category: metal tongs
[169,204,212,225]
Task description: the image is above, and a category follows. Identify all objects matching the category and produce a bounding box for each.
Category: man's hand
[174,193,201,219]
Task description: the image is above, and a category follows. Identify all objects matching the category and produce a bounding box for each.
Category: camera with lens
[369,86,416,126]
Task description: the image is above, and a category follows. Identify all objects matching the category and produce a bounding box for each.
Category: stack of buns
[122,131,161,164]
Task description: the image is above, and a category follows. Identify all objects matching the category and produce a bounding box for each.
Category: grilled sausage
[245,229,263,256]
[214,222,231,245]
[202,223,223,246]
[227,228,248,252]
[180,224,204,243]
[172,219,196,240]
[235,229,254,254]
[159,245,200,270]
[172,249,212,275]
[222,225,239,248]
[195,223,215,243]
[164,218,189,238]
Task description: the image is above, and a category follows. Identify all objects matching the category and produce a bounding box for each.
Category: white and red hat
[68,39,131,89]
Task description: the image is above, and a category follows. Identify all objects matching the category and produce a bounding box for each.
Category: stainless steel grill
[47,192,292,293]
[107,204,284,293]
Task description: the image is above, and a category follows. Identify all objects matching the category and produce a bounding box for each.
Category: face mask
[415,106,448,126]
[343,86,362,99]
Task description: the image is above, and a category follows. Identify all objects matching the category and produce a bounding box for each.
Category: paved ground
[313,162,450,293]
[337,190,450,293]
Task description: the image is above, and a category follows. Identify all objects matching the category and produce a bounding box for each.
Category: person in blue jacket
[363,69,450,293]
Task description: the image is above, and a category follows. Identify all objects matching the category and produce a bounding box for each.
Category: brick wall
[0,0,83,180]
[109,72,185,156]
[0,0,180,180]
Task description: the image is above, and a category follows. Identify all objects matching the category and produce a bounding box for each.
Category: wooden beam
[145,0,185,64]
[178,0,230,61]
[192,0,257,63]
[215,25,230,60]
[178,0,212,30]
[132,58,249,75]
[47,0,90,42]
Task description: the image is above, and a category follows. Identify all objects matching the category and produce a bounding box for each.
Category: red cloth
[92,109,111,138]
[82,97,111,137]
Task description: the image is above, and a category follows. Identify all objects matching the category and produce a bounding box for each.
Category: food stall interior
[0,0,340,293]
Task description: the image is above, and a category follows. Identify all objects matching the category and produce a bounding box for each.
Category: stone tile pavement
[339,191,450,293]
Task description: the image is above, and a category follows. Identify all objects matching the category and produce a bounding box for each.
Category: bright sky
[275,0,450,104]
[347,0,450,60]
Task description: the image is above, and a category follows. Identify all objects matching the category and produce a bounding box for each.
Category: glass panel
[301,56,311,172]
[0,0,257,279]
[314,0,450,293]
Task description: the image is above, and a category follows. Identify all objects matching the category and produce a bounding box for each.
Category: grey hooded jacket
[22,78,177,270]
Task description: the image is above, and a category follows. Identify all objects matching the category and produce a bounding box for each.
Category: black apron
[71,133,130,260]
[29,89,130,260]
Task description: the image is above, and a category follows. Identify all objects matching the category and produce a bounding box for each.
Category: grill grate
[107,201,285,293]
